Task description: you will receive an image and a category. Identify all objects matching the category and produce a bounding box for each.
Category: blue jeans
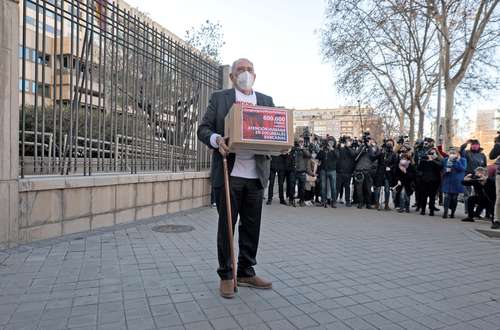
[321,170,337,203]
[400,187,410,210]
[373,178,391,204]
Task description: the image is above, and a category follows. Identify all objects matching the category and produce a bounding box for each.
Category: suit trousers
[354,171,373,206]
[214,177,263,280]
[336,173,352,203]
[268,169,286,202]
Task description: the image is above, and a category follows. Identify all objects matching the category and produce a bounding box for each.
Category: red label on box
[241,106,288,142]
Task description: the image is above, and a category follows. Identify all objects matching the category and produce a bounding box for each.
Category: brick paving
[1,203,500,330]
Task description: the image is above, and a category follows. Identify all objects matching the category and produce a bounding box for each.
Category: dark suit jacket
[197,88,275,188]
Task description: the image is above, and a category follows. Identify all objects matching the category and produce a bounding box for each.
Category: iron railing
[19,0,220,177]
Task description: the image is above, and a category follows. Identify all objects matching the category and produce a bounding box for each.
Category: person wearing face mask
[289,138,310,207]
[394,153,416,213]
[197,58,274,298]
[353,135,380,209]
[336,137,356,206]
[318,137,339,208]
[460,139,487,215]
[416,148,443,216]
[441,148,467,219]
[461,167,495,222]
[304,148,319,205]
[373,139,398,210]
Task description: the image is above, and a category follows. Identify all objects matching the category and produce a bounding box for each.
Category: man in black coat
[461,167,496,223]
[267,154,287,205]
[197,58,273,298]
[336,137,356,206]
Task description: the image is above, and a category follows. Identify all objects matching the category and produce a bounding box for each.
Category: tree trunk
[409,103,416,144]
[443,82,457,149]
[399,111,405,135]
[418,109,424,139]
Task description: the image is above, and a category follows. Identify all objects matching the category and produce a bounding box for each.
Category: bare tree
[419,0,499,147]
[321,0,441,142]
[185,20,225,64]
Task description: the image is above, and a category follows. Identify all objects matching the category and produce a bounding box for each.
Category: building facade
[293,106,383,141]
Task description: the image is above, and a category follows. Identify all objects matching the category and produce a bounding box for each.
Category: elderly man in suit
[197,58,274,298]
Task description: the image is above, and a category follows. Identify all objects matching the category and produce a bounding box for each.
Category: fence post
[219,65,231,90]
[0,0,20,247]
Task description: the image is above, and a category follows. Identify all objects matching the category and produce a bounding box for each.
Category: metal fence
[19,0,221,177]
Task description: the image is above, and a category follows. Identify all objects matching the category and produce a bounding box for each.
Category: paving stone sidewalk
[1,204,500,330]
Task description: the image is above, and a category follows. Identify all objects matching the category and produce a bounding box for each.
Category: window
[36,83,51,98]
[18,46,30,59]
[19,79,30,92]
[36,52,50,65]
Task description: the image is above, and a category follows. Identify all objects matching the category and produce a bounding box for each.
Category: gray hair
[231,58,254,73]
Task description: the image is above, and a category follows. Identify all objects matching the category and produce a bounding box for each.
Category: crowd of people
[265,132,500,230]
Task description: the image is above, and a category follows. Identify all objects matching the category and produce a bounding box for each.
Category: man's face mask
[471,144,480,151]
[328,141,334,147]
[236,71,255,90]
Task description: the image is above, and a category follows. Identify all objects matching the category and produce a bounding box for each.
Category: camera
[362,131,371,144]
[397,135,409,144]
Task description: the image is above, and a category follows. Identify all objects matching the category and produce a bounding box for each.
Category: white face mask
[236,71,255,90]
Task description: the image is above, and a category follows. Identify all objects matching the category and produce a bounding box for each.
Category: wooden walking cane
[222,155,238,292]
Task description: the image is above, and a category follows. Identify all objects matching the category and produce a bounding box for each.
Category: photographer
[318,137,339,208]
[336,136,356,207]
[414,138,436,211]
[267,153,288,205]
[373,138,398,210]
[460,139,487,215]
[489,133,500,229]
[441,148,467,219]
[461,167,495,222]
[289,138,310,207]
[353,133,380,209]
[416,148,442,216]
[394,153,416,213]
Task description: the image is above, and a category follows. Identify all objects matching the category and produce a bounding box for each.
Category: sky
[125,0,499,128]
[124,0,344,110]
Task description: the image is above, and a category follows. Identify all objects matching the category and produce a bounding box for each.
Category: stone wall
[17,172,211,242]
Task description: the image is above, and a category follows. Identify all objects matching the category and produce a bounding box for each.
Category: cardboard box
[224,104,294,155]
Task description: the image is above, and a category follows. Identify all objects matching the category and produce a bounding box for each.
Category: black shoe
[442,214,448,219]
[279,200,287,205]
[415,207,420,212]
[266,200,272,205]
[432,207,440,212]
[366,205,373,209]
[429,210,434,216]
[461,217,475,222]
[420,210,425,215]
[405,208,410,213]
[299,201,306,207]
[345,203,352,207]
[357,204,363,209]
[289,199,296,207]
[450,212,455,219]
[491,222,500,230]
[397,208,404,213]
[331,202,337,208]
